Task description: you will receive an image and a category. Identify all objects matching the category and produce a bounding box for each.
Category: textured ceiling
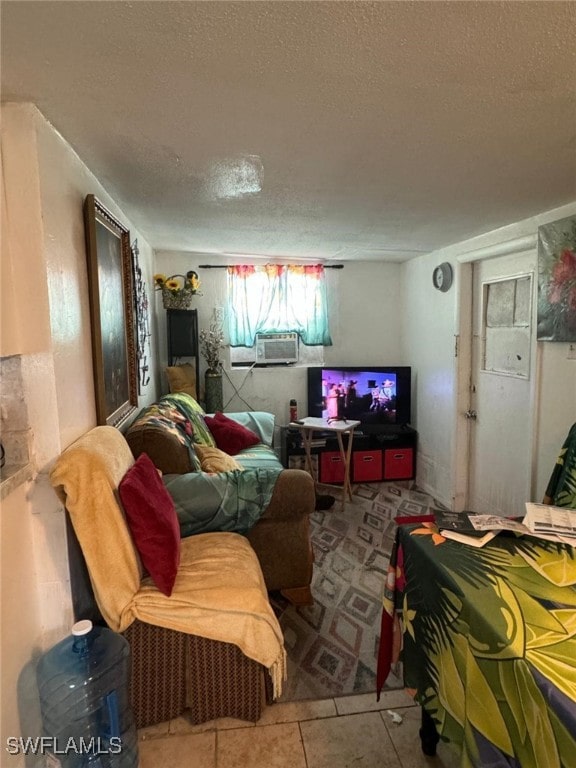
[2,1,576,262]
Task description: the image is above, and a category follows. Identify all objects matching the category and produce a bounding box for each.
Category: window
[227,264,332,349]
[482,275,532,378]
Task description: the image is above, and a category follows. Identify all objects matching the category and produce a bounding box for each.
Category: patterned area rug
[272,481,444,702]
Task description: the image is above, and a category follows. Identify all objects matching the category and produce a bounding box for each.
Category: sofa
[124,392,316,605]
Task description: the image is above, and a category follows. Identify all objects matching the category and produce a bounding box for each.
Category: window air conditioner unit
[255,332,299,364]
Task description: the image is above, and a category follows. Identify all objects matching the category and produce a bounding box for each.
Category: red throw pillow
[118,453,180,596]
[204,412,260,455]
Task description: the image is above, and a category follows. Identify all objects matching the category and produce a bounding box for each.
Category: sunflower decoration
[154,270,202,309]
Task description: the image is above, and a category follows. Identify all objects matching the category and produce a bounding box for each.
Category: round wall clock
[432,262,453,292]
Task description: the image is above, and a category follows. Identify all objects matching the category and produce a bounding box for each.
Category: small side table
[290,417,361,510]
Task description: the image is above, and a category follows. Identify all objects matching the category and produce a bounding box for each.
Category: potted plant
[199,324,226,412]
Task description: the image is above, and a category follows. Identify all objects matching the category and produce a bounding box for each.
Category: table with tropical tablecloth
[376,521,576,768]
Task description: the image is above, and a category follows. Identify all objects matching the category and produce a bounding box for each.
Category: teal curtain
[227,264,333,347]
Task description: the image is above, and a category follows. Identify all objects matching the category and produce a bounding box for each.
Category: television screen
[307,366,412,427]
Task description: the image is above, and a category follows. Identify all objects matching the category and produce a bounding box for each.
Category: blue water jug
[36,620,139,768]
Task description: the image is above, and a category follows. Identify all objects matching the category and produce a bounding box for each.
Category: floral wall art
[537,214,576,341]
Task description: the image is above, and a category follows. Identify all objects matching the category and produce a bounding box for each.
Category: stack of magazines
[433,504,576,548]
[433,511,500,547]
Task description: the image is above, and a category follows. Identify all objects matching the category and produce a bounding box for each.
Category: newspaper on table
[443,509,576,547]
[465,514,529,533]
[434,511,518,548]
[522,502,576,542]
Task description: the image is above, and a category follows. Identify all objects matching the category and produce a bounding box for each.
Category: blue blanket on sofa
[163,466,282,537]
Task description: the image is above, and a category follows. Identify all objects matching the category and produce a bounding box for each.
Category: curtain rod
[198,264,344,269]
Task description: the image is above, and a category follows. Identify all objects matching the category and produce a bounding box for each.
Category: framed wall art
[84,194,138,427]
[537,214,576,342]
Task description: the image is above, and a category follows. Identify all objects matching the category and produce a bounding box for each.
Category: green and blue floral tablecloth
[377,523,576,768]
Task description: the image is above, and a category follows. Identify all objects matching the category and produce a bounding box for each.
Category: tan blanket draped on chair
[50,426,286,698]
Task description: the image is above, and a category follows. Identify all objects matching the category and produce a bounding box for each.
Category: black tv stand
[280,423,417,484]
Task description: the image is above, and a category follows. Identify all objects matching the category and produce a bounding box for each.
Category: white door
[466,253,535,516]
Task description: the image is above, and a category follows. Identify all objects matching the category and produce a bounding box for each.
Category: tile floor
[138,690,461,768]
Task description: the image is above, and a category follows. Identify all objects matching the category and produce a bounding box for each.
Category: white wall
[403,202,576,509]
[401,252,459,506]
[535,343,576,497]
[153,254,404,426]
[0,108,51,357]
[0,104,160,762]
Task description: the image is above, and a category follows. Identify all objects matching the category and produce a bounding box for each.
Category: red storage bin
[320,451,346,484]
[383,448,414,480]
[352,450,383,483]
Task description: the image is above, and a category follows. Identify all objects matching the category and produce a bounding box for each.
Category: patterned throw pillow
[160,393,216,448]
[128,403,202,472]
[194,444,243,473]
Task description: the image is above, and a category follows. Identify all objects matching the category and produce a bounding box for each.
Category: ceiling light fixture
[205,154,263,200]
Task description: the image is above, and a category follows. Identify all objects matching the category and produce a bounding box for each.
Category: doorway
[457,252,537,516]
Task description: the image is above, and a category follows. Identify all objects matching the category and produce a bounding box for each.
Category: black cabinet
[280,424,417,483]
[166,309,200,387]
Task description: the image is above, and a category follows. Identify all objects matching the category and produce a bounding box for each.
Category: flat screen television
[307,366,412,428]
